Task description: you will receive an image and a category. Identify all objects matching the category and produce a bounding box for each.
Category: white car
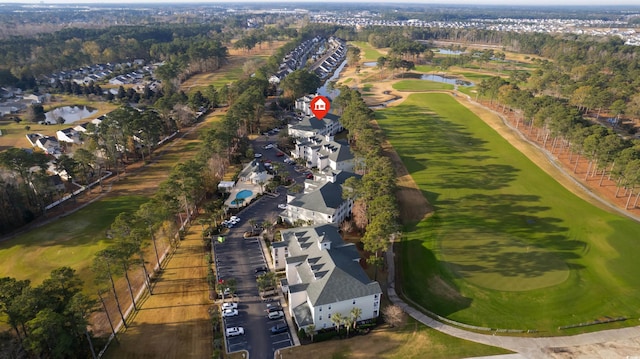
[278,204,287,210]
[226,327,245,337]
[254,153,263,158]
[264,144,274,149]
[222,308,238,317]
[221,302,238,310]
[268,311,284,320]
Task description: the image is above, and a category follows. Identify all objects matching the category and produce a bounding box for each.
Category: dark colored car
[270,324,288,334]
[276,151,284,157]
[254,266,268,274]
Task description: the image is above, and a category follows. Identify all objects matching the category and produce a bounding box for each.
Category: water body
[44,105,98,124]
[436,48,465,55]
[420,74,474,87]
[317,59,348,99]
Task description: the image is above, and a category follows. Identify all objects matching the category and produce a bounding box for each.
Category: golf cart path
[386,246,640,359]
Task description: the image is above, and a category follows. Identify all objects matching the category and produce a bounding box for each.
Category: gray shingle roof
[282,225,381,306]
[289,182,344,215]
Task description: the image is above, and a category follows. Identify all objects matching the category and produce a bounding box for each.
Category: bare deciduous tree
[383,304,405,328]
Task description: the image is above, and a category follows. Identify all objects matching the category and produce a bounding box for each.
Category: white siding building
[291,134,353,172]
[273,224,381,330]
[288,113,343,139]
[280,171,357,226]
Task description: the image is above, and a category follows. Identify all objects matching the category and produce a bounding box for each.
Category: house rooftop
[282,224,381,306]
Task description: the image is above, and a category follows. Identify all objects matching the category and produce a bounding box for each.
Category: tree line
[0,267,97,358]
[334,86,400,279]
[479,76,640,209]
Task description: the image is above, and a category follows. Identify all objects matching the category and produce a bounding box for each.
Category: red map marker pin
[310,95,330,120]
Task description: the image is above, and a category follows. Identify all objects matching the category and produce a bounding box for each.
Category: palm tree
[350,307,362,330]
[305,324,316,342]
[330,313,345,332]
[344,316,354,337]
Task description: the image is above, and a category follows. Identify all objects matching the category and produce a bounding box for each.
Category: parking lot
[213,149,301,358]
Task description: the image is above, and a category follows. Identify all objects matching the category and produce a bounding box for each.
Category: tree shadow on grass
[399,232,473,317]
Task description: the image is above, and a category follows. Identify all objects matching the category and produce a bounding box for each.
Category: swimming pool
[236,189,253,199]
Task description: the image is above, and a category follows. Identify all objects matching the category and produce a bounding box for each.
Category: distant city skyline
[0,0,639,7]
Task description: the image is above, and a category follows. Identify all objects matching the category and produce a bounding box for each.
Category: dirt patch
[544,337,640,359]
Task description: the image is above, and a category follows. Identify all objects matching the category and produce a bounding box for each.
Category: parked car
[226,327,245,337]
[268,311,284,320]
[276,151,284,157]
[254,153,263,158]
[264,144,274,149]
[221,302,238,310]
[222,308,238,317]
[266,303,282,313]
[270,323,288,334]
[278,203,287,210]
[306,173,314,179]
[255,266,268,274]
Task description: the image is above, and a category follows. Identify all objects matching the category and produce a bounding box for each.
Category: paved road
[214,132,304,359]
[385,243,640,359]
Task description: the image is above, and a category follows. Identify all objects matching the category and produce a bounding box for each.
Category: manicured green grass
[0,195,147,289]
[350,41,385,61]
[458,72,494,82]
[376,93,640,333]
[392,80,453,92]
[414,65,437,73]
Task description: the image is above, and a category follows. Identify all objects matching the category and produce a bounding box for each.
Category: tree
[25,104,45,123]
[383,305,405,328]
[0,277,31,339]
[280,70,320,100]
[92,249,127,328]
[330,313,345,332]
[350,307,362,330]
[304,323,316,342]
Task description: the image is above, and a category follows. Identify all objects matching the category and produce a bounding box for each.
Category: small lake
[421,74,474,87]
[44,105,98,124]
[436,48,466,55]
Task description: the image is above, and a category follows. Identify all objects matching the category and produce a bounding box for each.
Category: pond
[436,48,466,55]
[420,74,474,87]
[44,105,98,125]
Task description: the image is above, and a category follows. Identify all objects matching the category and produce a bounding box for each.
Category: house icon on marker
[313,98,326,111]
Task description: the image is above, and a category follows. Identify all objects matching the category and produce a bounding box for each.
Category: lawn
[279,317,510,359]
[0,195,147,288]
[376,93,640,333]
[392,80,453,92]
[350,41,386,61]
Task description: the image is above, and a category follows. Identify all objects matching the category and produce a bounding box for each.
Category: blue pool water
[236,190,253,200]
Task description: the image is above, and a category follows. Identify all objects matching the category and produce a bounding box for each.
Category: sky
[0,0,639,6]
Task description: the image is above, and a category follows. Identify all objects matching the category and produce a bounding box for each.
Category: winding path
[386,246,640,359]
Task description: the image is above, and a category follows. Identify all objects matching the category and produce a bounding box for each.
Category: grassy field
[351,41,386,61]
[0,195,146,287]
[376,93,640,333]
[279,317,511,359]
[392,80,454,92]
